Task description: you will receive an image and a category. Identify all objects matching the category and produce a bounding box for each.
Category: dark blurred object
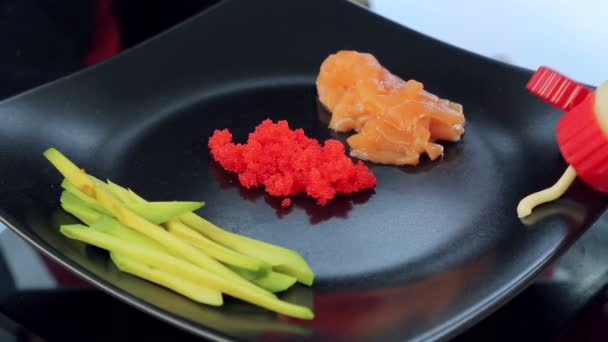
[0,0,219,100]
[555,286,608,342]
[0,311,47,342]
[84,0,120,66]
[0,0,95,99]
[115,0,219,49]
[1,290,201,342]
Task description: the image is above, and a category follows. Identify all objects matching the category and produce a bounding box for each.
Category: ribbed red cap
[557,93,608,192]
[527,66,591,111]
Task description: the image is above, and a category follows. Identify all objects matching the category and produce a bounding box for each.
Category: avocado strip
[231,267,297,293]
[106,179,314,286]
[94,187,274,299]
[60,191,104,226]
[165,219,271,275]
[110,252,223,306]
[60,225,313,320]
[44,148,273,298]
[180,213,314,286]
[64,178,204,224]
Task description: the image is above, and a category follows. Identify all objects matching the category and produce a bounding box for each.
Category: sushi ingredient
[60,225,313,319]
[44,148,314,318]
[110,252,224,306]
[111,180,315,286]
[246,271,296,294]
[165,218,271,276]
[107,180,136,203]
[316,50,466,165]
[208,119,377,205]
[122,201,204,225]
[180,212,315,286]
[94,186,274,298]
[60,191,104,226]
[61,179,111,215]
[62,178,204,225]
[90,216,170,253]
[45,148,95,196]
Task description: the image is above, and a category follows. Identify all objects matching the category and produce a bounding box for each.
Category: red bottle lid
[527,66,591,111]
[557,92,608,192]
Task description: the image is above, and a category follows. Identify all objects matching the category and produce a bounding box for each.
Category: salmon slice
[330,87,370,132]
[316,51,384,112]
[316,50,466,165]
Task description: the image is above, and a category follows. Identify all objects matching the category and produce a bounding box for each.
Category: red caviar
[281,198,292,208]
[208,119,377,205]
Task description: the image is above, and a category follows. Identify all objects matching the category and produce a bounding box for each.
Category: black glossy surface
[0,0,94,99]
[0,0,218,100]
[3,215,608,342]
[1,0,607,340]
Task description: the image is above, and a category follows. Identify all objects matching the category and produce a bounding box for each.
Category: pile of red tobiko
[208,119,376,206]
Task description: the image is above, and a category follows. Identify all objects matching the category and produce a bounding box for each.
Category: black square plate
[1,0,606,340]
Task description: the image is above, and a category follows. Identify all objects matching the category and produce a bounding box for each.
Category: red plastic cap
[527,66,591,111]
[557,93,608,192]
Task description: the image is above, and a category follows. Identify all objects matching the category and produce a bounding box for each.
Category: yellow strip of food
[517,165,577,218]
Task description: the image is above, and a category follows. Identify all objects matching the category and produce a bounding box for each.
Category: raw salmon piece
[316,51,384,112]
[429,121,465,142]
[379,100,427,130]
[425,142,444,160]
[329,86,370,132]
[347,116,432,166]
[316,50,466,166]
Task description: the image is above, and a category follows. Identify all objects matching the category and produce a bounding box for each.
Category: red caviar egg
[208,119,377,205]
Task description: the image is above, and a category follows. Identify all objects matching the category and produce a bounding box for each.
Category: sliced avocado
[125,184,314,285]
[110,252,223,306]
[232,268,297,293]
[127,189,146,203]
[94,187,274,299]
[64,178,203,225]
[165,219,270,275]
[124,201,204,225]
[44,150,268,296]
[61,179,111,215]
[90,215,169,253]
[60,225,313,319]
[251,271,297,293]
[44,148,95,197]
[60,191,104,226]
[107,180,205,224]
[180,213,314,286]
[106,180,136,203]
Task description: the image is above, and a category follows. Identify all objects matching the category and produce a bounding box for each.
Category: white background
[371,0,607,86]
